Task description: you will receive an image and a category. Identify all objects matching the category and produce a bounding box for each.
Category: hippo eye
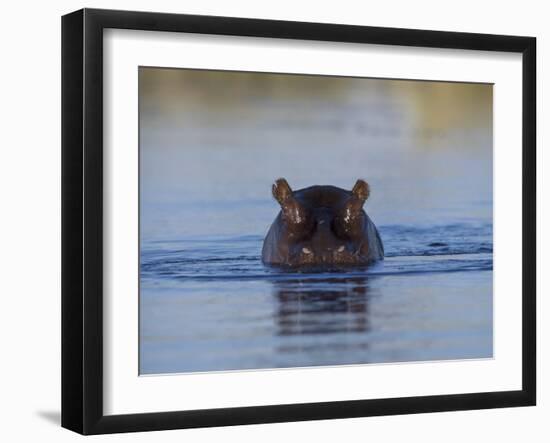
[337,246,345,252]
[302,247,312,254]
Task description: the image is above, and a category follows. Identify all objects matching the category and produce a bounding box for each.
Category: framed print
[61,8,536,435]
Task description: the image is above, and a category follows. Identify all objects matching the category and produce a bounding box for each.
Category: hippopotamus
[262,178,384,267]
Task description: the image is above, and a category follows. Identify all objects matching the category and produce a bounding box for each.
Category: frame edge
[61,8,85,435]
[521,36,536,406]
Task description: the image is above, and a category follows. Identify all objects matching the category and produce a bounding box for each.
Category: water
[139,68,493,375]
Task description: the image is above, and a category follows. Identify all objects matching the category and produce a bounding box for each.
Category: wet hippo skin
[262,178,384,267]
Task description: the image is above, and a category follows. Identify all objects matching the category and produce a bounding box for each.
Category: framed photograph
[61,8,536,435]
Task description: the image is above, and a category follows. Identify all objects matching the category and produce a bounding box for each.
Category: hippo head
[262,178,384,268]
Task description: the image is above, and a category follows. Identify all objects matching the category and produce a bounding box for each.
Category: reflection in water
[274,277,370,336]
[272,276,375,362]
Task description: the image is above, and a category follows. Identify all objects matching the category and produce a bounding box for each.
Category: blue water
[141,224,492,281]
[138,69,493,374]
[140,224,492,374]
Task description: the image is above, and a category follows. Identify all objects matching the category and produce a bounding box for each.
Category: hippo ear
[272,178,312,230]
[343,179,370,214]
[351,179,370,201]
[333,180,369,239]
[272,178,293,205]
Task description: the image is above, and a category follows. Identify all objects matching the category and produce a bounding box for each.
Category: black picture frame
[62,8,536,435]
